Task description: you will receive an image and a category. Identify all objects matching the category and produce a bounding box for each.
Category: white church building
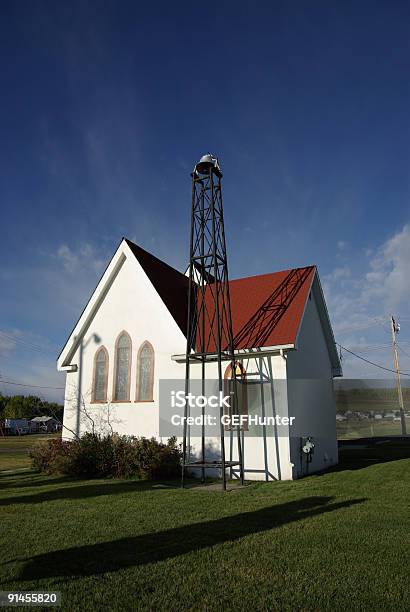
[58,237,342,481]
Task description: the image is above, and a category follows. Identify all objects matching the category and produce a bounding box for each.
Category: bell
[195,153,221,175]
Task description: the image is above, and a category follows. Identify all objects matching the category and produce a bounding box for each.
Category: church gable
[288,275,341,378]
[124,239,189,337]
[58,237,340,376]
[57,239,187,370]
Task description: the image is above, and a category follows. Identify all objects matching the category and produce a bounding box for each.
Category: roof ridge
[229,265,316,284]
[124,237,189,337]
[123,237,187,279]
[124,237,316,285]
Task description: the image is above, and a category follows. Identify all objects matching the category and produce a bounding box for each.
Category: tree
[0,395,8,419]
[3,396,28,419]
[1,394,63,421]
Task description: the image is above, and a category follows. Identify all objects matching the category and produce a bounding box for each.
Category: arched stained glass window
[93,347,108,402]
[136,341,155,401]
[113,332,132,401]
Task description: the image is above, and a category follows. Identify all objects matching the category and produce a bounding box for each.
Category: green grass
[0,434,60,471]
[0,440,409,611]
[337,418,405,439]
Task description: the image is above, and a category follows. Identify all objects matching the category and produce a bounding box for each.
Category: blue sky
[1,0,410,401]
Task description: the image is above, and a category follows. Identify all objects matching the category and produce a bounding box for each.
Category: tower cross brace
[181,154,244,490]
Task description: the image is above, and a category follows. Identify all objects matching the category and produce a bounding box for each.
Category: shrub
[133,436,181,480]
[30,434,182,480]
[29,438,72,474]
[110,435,140,478]
[65,433,115,478]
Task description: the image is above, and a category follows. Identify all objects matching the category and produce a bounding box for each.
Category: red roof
[199,266,316,352]
[123,240,341,370]
[60,238,340,372]
[125,238,315,351]
[228,266,316,349]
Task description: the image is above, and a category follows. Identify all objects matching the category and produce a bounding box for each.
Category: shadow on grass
[0,475,74,489]
[332,437,410,473]
[0,479,159,505]
[19,495,365,580]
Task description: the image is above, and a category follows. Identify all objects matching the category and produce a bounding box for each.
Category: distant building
[30,416,60,433]
[5,419,30,435]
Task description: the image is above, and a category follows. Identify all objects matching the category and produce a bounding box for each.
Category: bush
[29,438,72,474]
[133,436,181,480]
[30,434,182,480]
[110,435,140,478]
[68,433,115,478]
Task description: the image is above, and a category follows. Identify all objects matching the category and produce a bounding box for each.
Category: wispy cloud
[56,243,106,277]
[362,224,410,311]
[323,224,410,378]
[0,242,112,402]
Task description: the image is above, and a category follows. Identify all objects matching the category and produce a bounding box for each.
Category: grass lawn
[0,440,409,611]
[0,434,60,472]
[337,418,406,439]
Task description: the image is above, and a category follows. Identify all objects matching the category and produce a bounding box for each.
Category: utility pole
[390,316,407,435]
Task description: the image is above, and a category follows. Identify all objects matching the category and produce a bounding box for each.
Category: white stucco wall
[186,353,293,481]
[60,244,336,482]
[285,278,339,477]
[62,248,187,441]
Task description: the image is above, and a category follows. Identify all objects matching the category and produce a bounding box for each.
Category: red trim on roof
[199,266,316,351]
[126,239,315,349]
[230,266,315,349]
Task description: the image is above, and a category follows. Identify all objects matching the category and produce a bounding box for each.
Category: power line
[336,343,410,376]
[0,331,56,356]
[349,344,391,351]
[372,317,391,334]
[0,378,64,390]
[397,343,410,359]
[336,322,385,334]
[4,361,55,369]
[2,354,56,369]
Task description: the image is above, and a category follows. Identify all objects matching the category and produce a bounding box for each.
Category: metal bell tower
[181,154,244,490]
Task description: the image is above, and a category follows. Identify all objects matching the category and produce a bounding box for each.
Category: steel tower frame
[181,154,244,491]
